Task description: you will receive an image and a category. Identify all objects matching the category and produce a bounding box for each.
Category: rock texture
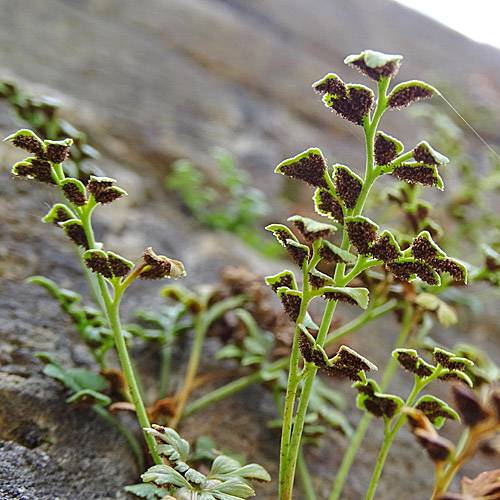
[1,1,500,499]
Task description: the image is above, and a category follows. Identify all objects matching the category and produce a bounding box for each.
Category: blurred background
[2,1,500,499]
[2,0,500,197]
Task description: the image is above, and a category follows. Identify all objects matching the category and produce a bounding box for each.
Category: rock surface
[1,1,500,499]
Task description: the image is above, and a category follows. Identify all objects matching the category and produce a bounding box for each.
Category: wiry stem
[329,303,415,500]
[52,164,161,465]
[281,299,337,500]
[169,295,246,428]
[365,366,444,500]
[279,261,312,499]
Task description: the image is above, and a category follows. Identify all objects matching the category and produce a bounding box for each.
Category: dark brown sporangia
[386,260,438,286]
[46,143,71,164]
[292,220,332,242]
[319,244,346,264]
[392,164,438,187]
[64,222,90,250]
[322,291,357,305]
[452,384,490,427]
[356,384,399,419]
[12,134,45,157]
[428,258,465,282]
[313,75,346,96]
[285,242,309,268]
[370,235,400,262]
[62,182,87,206]
[347,58,401,81]
[362,399,394,419]
[394,350,433,378]
[325,85,374,126]
[346,220,378,255]
[394,350,419,372]
[324,362,364,382]
[298,330,322,365]
[337,347,373,372]
[279,151,328,188]
[108,254,132,278]
[53,207,72,224]
[139,247,172,280]
[273,229,291,246]
[434,351,468,371]
[87,176,112,194]
[335,167,362,209]
[438,372,469,384]
[87,177,124,204]
[309,273,327,289]
[412,144,440,166]
[374,133,398,165]
[85,253,114,278]
[269,274,294,293]
[411,235,438,261]
[298,336,373,381]
[316,189,344,224]
[15,159,56,185]
[280,292,302,322]
[415,400,454,426]
[387,84,434,109]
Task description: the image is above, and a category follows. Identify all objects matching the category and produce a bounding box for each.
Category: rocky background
[1,0,500,499]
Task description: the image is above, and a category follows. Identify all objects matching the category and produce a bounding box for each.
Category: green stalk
[281,366,317,500]
[297,444,319,500]
[281,299,337,500]
[279,262,312,499]
[79,251,107,316]
[380,303,415,388]
[169,314,206,429]
[431,428,473,499]
[450,427,470,461]
[169,295,246,428]
[281,76,394,499]
[325,299,397,347]
[64,180,160,463]
[51,164,107,316]
[364,418,394,500]
[279,246,322,496]
[334,77,390,287]
[158,343,173,399]
[329,412,372,500]
[365,367,443,500]
[333,227,352,282]
[350,77,391,219]
[182,358,288,418]
[92,404,145,472]
[106,285,162,464]
[365,407,412,500]
[183,301,396,420]
[328,302,414,500]
[50,165,160,462]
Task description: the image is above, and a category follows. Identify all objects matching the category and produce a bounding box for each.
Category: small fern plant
[125,425,270,500]
[267,49,467,500]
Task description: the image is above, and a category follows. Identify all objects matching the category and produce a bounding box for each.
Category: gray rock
[2,1,500,499]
